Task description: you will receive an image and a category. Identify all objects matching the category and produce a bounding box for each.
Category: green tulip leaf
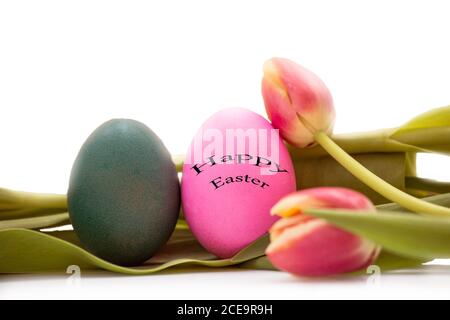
[0,228,269,274]
[0,188,67,220]
[239,255,276,270]
[376,192,450,212]
[0,213,70,231]
[372,250,428,271]
[392,106,450,136]
[306,208,450,260]
[388,105,450,154]
[0,207,68,221]
[346,250,428,276]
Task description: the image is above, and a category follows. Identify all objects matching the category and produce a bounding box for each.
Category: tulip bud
[262,57,335,148]
[262,58,450,218]
[266,187,380,277]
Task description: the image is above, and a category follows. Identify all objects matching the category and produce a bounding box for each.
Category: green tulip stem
[314,131,450,218]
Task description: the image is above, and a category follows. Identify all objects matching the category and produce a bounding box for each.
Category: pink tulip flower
[266,187,381,277]
[262,57,336,148]
[262,57,450,218]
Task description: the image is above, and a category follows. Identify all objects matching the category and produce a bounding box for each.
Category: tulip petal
[262,58,336,147]
[266,187,380,277]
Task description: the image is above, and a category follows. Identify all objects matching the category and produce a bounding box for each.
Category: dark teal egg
[68,119,180,266]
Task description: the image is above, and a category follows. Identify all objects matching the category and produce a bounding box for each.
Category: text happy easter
[190,154,288,190]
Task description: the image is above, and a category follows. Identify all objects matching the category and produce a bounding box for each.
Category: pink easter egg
[181,108,296,258]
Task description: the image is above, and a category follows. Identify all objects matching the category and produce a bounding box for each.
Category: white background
[1,0,450,299]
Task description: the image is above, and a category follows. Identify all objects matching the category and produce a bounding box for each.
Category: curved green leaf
[0,188,67,220]
[0,228,269,274]
[306,208,450,260]
[372,250,428,271]
[392,106,450,134]
[388,106,450,154]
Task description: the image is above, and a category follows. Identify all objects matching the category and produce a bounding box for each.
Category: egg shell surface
[68,119,180,266]
[181,108,296,258]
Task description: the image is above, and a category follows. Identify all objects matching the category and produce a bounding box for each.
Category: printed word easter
[210,174,269,190]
